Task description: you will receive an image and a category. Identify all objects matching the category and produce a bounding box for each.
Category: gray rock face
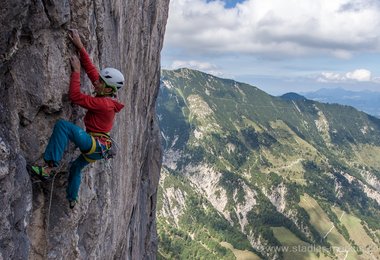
[0,0,169,259]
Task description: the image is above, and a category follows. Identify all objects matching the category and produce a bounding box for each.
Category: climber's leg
[66,154,89,203]
[44,120,92,166]
[66,144,103,204]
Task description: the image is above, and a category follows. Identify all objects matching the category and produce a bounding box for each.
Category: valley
[157,68,380,259]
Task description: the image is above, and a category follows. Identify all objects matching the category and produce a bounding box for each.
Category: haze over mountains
[301,88,380,118]
[156,68,380,259]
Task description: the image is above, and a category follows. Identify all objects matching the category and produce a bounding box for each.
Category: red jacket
[69,47,124,133]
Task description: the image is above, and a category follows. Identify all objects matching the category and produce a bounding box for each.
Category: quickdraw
[82,132,113,163]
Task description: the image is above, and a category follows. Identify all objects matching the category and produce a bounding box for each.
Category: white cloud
[164,0,380,59]
[332,50,352,60]
[169,60,224,76]
[317,72,343,82]
[317,69,374,83]
[346,69,371,81]
[373,77,380,83]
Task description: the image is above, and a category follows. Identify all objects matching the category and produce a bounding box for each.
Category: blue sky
[161,0,380,95]
[214,0,245,8]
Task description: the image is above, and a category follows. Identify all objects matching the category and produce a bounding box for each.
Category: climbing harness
[82,132,114,163]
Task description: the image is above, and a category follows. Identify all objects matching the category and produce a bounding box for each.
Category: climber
[28,29,125,209]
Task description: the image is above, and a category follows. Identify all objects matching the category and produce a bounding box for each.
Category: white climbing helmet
[100,67,125,90]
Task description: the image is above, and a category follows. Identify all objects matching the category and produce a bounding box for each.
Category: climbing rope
[43,170,58,258]
[46,171,57,234]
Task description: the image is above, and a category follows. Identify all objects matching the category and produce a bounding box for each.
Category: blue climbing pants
[44,120,103,201]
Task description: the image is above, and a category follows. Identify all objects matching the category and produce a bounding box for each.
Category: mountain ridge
[157,68,380,259]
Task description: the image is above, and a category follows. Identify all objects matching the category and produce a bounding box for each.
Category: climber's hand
[68,29,84,49]
[70,55,81,72]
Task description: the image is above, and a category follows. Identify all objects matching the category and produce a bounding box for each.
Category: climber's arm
[78,47,100,84]
[69,29,100,84]
[69,56,109,111]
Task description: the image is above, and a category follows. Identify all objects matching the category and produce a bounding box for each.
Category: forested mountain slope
[157,68,380,259]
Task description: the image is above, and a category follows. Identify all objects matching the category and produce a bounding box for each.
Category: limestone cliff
[0,0,169,259]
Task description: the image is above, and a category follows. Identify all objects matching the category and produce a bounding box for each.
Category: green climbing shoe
[27,165,52,181]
